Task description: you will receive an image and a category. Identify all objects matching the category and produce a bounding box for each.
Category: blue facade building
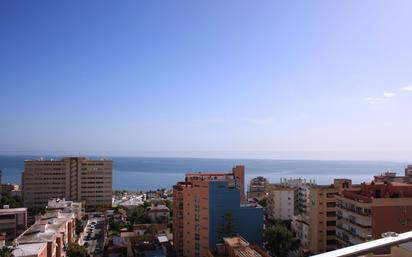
[209,181,263,247]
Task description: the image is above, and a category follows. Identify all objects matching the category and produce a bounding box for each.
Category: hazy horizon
[0,150,411,163]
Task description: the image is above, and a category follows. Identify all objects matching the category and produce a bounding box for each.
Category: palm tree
[0,246,14,257]
[217,211,238,241]
[263,225,299,257]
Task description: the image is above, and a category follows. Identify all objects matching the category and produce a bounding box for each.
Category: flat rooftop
[16,211,73,244]
[0,208,27,213]
[185,172,235,181]
[13,242,47,257]
[224,237,263,257]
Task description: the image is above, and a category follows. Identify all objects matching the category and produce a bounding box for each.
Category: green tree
[217,212,238,241]
[0,246,14,257]
[263,225,299,257]
[66,243,90,257]
[258,197,268,208]
[155,215,169,224]
[129,206,150,225]
[75,219,84,235]
[0,193,22,208]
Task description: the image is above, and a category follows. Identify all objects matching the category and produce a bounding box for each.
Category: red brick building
[336,181,412,249]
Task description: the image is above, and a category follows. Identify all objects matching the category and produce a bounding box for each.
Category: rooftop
[13,242,47,257]
[268,185,295,191]
[47,198,81,209]
[0,207,27,213]
[16,211,74,244]
[148,205,169,212]
[157,235,168,243]
[240,203,262,209]
[223,237,265,257]
[341,181,412,202]
[224,236,249,247]
[185,172,236,182]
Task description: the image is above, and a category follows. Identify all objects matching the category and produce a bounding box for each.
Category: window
[326,211,336,217]
[326,202,336,208]
[327,193,335,198]
[327,221,336,226]
[327,230,335,236]
[327,239,338,245]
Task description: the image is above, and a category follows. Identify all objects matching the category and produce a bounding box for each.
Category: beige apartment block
[267,185,295,221]
[309,179,353,254]
[22,157,112,211]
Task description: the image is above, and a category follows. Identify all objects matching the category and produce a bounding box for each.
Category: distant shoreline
[0,155,408,190]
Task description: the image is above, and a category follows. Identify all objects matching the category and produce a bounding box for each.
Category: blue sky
[1,1,412,160]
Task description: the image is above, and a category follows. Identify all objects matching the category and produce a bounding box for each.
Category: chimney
[39,223,48,233]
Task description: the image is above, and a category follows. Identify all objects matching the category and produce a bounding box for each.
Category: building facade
[248,177,269,199]
[267,185,295,221]
[336,181,412,248]
[22,157,112,211]
[309,179,353,254]
[0,208,27,240]
[405,165,412,183]
[0,183,20,195]
[173,165,263,257]
[291,214,310,250]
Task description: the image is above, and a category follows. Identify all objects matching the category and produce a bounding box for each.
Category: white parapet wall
[312,231,412,257]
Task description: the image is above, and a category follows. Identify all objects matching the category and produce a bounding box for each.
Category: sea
[0,155,408,191]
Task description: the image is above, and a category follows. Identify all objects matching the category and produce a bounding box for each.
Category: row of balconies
[336,202,371,216]
[336,220,371,240]
[336,227,367,246]
[336,208,372,226]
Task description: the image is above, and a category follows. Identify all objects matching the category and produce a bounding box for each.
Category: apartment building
[12,210,75,257]
[291,214,310,250]
[173,165,263,257]
[248,177,269,199]
[374,171,408,183]
[336,181,412,249]
[309,179,353,254]
[22,157,112,211]
[267,185,295,221]
[0,207,27,240]
[0,183,19,194]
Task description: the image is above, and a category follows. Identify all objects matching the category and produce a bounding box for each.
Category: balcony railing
[336,223,370,241]
[336,209,372,227]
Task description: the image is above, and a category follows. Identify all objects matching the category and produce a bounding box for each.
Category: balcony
[336,208,372,227]
[336,222,371,241]
[336,227,365,246]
